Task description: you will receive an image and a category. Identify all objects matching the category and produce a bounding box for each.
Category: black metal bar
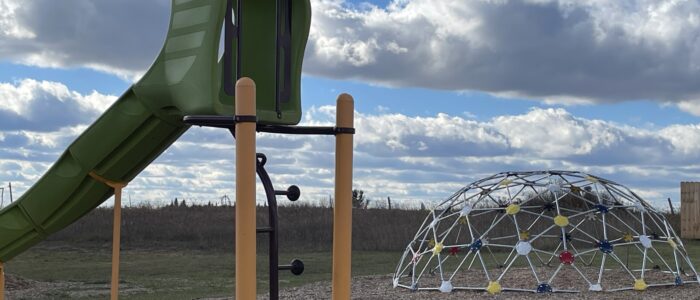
[256,153,281,300]
[223,0,235,96]
[257,124,339,135]
[183,115,352,135]
[283,0,291,104]
[334,127,356,134]
[236,0,242,81]
[275,0,293,119]
[257,227,273,233]
[274,0,281,117]
[185,115,235,128]
[234,115,257,123]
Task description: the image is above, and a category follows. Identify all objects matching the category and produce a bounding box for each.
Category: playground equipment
[0,0,355,299]
[185,83,355,299]
[394,171,699,294]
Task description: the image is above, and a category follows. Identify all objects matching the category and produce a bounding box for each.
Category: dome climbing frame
[393,171,699,294]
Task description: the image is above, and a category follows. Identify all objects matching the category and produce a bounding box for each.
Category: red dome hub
[559,251,575,265]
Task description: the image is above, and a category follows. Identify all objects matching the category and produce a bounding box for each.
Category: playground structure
[0,0,355,299]
[394,171,700,294]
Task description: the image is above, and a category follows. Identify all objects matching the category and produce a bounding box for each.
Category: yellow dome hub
[623,233,634,242]
[554,215,569,227]
[569,185,581,194]
[519,230,530,240]
[585,175,599,183]
[506,204,520,215]
[433,242,444,255]
[634,279,648,291]
[668,238,678,249]
[486,281,502,294]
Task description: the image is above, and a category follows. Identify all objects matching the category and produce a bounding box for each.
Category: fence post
[332,94,354,300]
[681,182,700,239]
[668,197,675,215]
[235,77,257,299]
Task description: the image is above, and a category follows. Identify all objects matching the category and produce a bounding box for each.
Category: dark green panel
[218,0,311,124]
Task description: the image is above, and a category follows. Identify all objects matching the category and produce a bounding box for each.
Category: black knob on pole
[279,259,304,275]
[275,185,300,201]
[286,185,300,201]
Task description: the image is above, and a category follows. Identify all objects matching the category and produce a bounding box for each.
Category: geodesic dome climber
[393,171,700,294]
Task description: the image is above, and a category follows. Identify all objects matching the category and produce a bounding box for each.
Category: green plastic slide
[0,0,311,262]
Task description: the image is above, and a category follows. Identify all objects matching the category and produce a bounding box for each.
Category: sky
[0,0,699,209]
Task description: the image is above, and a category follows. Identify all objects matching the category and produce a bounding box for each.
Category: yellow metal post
[88,171,126,300]
[235,77,257,300]
[0,260,5,300]
[110,185,124,300]
[332,94,354,300]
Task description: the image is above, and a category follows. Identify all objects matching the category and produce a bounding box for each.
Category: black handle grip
[275,185,300,201]
[279,259,304,276]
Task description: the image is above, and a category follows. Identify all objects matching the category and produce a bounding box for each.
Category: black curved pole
[255,153,281,299]
[204,122,312,299]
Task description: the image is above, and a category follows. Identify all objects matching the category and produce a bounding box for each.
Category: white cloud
[0,79,116,131]
[0,0,170,80]
[0,0,698,106]
[290,105,697,167]
[304,0,700,105]
[0,0,34,39]
[0,77,696,209]
[660,123,700,156]
[241,105,699,206]
[493,108,621,157]
[677,99,700,116]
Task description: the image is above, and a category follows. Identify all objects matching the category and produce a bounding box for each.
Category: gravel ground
[265,270,700,300]
[6,271,700,299]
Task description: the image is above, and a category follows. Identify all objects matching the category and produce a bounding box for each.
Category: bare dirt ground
[5,274,150,299]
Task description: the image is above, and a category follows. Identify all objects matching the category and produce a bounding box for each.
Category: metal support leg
[256,154,280,299]
[332,94,354,300]
[88,172,127,300]
[256,153,304,300]
[110,185,124,300]
[235,77,257,299]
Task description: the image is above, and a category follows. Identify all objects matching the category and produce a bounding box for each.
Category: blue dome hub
[537,283,553,293]
[598,240,614,253]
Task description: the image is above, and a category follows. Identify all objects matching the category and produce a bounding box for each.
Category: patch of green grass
[6,240,700,299]
[5,244,402,299]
